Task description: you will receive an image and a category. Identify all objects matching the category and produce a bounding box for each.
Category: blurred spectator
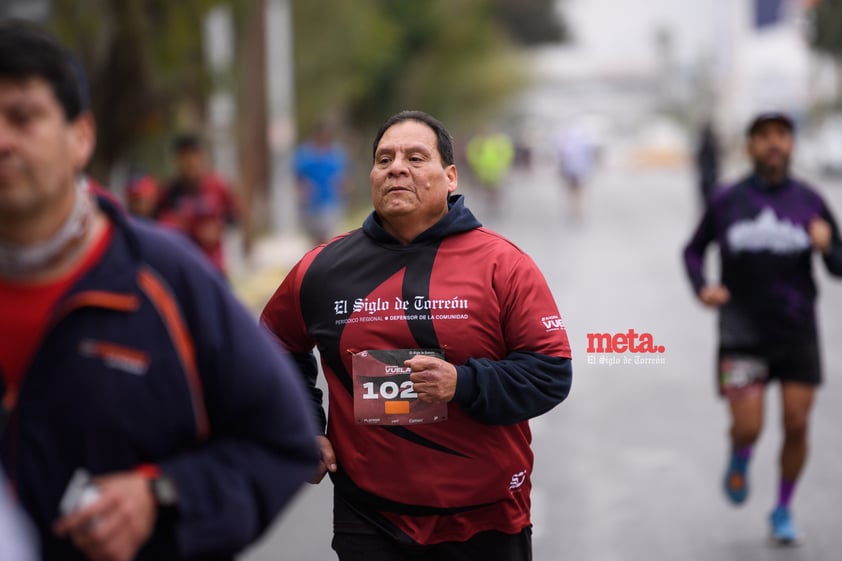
[512,135,533,170]
[156,134,239,275]
[695,121,721,208]
[466,129,514,213]
[554,124,595,219]
[125,174,160,219]
[293,122,350,245]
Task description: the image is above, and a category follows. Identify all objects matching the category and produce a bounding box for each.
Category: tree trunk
[236,0,269,255]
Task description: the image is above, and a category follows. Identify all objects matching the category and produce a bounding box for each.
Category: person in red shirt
[156,134,238,275]
[125,174,159,220]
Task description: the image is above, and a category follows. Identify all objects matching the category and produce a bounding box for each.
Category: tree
[49,0,530,181]
[50,0,250,179]
[492,0,568,45]
[46,0,543,234]
[810,0,842,106]
[292,0,527,135]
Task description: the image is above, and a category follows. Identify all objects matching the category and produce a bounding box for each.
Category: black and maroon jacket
[262,194,572,545]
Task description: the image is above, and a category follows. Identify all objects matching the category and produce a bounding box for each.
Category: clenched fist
[406,355,458,403]
[699,284,730,308]
[809,217,832,255]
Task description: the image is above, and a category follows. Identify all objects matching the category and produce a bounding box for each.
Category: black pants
[332,527,532,561]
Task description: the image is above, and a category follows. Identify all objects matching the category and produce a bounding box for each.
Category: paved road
[239,148,842,561]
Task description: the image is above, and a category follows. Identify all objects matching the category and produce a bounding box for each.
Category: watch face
[152,476,178,507]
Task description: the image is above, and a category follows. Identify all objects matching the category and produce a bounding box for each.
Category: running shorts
[717,341,822,399]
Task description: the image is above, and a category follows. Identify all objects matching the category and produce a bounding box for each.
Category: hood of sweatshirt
[362,194,482,246]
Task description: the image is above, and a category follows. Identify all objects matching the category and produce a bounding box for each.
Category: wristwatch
[135,464,179,508]
[149,475,179,508]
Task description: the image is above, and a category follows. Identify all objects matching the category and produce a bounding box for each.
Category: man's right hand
[53,472,156,561]
[699,284,730,308]
[310,435,337,484]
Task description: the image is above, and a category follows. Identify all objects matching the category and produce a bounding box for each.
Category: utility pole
[204,5,238,181]
[265,0,298,236]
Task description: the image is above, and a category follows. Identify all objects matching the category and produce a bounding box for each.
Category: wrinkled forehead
[374,120,439,154]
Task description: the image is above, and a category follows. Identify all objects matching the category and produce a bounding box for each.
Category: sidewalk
[228,209,371,313]
[227,232,314,314]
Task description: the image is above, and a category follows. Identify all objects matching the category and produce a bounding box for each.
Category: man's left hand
[809,217,832,255]
[53,471,157,561]
[407,355,457,403]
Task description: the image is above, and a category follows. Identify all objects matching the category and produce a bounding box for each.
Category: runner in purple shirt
[683,112,842,545]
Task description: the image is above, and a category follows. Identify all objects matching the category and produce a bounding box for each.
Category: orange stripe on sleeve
[137,268,210,441]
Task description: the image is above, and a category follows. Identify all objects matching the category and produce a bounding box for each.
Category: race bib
[352,349,448,426]
[719,355,768,397]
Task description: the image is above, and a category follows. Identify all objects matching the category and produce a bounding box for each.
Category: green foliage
[492,0,567,45]
[291,0,399,132]
[293,0,528,135]
[49,0,249,178]
[811,0,842,58]
[47,0,535,181]
[810,0,842,107]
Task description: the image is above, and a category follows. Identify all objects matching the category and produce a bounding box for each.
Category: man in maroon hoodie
[263,110,573,561]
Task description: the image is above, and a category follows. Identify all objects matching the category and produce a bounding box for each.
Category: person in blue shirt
[294,122,350,245]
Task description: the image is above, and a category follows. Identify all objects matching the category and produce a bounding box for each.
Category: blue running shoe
[723,455,749,504]
[769,506,801,546]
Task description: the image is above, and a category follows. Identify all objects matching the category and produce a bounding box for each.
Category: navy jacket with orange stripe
[1,195,319,560]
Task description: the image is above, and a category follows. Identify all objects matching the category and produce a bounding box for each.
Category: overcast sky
[560,0,728,65]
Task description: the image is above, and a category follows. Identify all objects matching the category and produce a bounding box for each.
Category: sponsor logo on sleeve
[541,315,565,333]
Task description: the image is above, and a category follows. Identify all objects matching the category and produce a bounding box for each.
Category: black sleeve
[290,350,327,434]
[819,204,842,277]
[453,350,572,425]
[682,206,716,296]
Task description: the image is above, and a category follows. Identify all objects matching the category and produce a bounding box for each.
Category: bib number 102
[362,380,417,400]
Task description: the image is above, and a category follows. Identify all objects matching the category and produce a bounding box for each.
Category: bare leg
[728,391,764,449]
[769,382,815,543]
[779,383,815,486]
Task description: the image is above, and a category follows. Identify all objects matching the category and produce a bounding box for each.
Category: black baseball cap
[746,112,794,136]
